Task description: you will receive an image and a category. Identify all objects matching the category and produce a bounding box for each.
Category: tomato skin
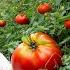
[37,3,52,14]
[64,19,70,29]
[0,20,6,27]
[11,32,62,70]
[15,14,30,25]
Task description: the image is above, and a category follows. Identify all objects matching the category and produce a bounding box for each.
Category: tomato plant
[0,20,6,27]
[11,32,62,70]
[0,0,70,70]
[37,3,52,14]
[15,14,30,25]
[64,19,70,29]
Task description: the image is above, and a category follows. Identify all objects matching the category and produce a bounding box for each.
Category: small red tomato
[64,19,70,29]
[37,3,52,14]
[15,14,30,25]
[0,20,6,27]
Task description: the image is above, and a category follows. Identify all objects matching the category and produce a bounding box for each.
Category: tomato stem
[30,42,37,49]
[58,14,70,22]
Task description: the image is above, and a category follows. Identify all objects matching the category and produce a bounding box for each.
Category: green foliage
[0,0,70,69]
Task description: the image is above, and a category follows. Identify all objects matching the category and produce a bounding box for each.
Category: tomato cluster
[1,1,69,70]
[10,2,65,70]
[14,3,52,25]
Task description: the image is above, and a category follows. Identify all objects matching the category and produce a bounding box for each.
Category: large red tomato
[0,20,6,27]
[11,32,62,70]
[64,19,70,29]
[37,3,52,14]
[15,14,30,25]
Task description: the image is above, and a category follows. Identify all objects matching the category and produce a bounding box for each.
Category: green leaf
[21,34,31,45]
[59,37,70,45]
[51,0,62,6]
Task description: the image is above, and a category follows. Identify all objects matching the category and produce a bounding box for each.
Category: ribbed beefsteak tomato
[11,32,62,70]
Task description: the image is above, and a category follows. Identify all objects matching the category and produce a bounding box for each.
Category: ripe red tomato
[0,20,6,27]
[37,3,52,14]
[64,19,70,29]
[15,14,30,25]
[11,32,62,70]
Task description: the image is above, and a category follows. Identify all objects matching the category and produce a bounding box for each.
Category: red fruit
[15,14,30,25]
[64,19,70,29]
[37,3,52,14]
[11,32,62,70]
[0,20,6,27]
